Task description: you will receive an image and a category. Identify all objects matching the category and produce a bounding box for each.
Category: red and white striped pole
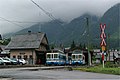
[100,24,106,68]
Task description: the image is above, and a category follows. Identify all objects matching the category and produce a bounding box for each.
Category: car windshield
[11,58,17,61]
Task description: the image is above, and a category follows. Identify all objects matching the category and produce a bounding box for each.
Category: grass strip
[73,66,120,75]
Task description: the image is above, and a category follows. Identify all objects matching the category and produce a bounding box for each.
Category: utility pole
[86,17,91,66]
[118,5,120,53]
[107,34,110,61]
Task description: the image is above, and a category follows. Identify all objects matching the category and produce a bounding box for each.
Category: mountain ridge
[3,3,120,48]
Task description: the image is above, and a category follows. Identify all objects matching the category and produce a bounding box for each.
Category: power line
[30,0,64,27]
[0,17,25,28]
[0,19,43,23]
[30,0,55,20]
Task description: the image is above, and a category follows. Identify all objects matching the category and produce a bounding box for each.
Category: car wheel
[20,63,23,65]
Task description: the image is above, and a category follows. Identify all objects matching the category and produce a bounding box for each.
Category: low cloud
[0,0,119,35]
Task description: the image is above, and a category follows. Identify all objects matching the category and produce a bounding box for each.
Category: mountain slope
[93,3,120,48]
[5,3,120,48]
[61,14,99,45]
[16,20,65,44]
[15,14,99,46]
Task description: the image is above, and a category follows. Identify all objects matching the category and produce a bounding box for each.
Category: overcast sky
[0,0,120,35]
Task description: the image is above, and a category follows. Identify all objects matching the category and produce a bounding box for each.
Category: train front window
[54,54,58,59]
[79,55,82,60]
[72,55,75,60]
[79,55,82,58]
[47,54,51,59]
[75,55,78,59]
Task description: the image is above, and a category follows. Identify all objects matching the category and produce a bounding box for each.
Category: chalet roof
[6,32,45,49]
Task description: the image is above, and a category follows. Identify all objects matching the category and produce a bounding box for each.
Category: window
[47,54,51,59]
[72,55,75,60]
[79,55,82,58]
[24,55,28,60]
[76,55,78,59]
[29,55,33,59]
[13,55,16,58]
[20,53,25,55]
[54,54,58,58]
[18,55,21,59]
[79,55,82,60]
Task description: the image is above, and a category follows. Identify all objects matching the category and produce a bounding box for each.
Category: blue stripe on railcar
[46,61,65,65]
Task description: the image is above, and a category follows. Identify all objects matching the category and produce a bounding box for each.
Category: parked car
[19,59,27,65]
[11,58,27,65]
[14,59,27,65]
[3,57,18,65]
[0,57,11,65]
[0,59,4,65]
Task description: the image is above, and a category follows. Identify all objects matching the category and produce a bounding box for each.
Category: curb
[0,78,13,80]
[0,65,44,69]
[20,66,72,71]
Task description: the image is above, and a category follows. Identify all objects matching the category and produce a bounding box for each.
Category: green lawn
[73,65,120,75]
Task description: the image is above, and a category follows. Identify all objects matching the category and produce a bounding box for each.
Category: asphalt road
[0,67,119,80]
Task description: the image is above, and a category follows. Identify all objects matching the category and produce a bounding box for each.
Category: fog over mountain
[0,0,120,35]
[13,3,120,48]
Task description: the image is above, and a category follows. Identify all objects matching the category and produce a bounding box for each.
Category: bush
[105,61,119,68]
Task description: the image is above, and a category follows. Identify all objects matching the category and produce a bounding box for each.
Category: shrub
[105,61,119,68]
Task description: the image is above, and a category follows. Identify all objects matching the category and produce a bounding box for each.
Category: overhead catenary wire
[30,0,55,20]
[0,17,25,29]
[0,0,62,31]
[0,19,43,23]
[30,0,64,27]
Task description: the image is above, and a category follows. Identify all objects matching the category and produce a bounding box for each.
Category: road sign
[100,24,106,47]
[101,46,106,51]
[100,38,106,46]
[100,24,106,39]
